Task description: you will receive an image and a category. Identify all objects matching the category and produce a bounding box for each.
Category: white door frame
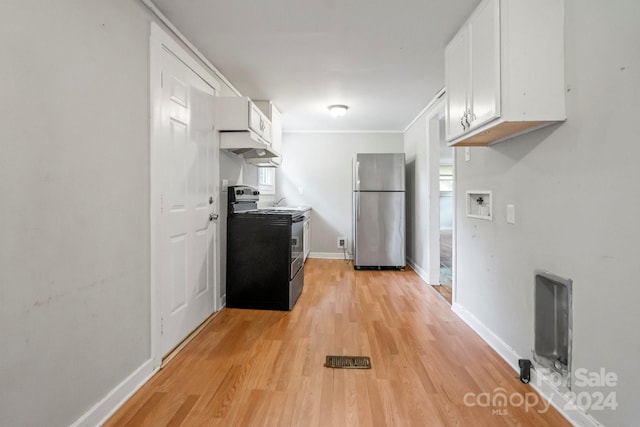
[423,97,445,286]
[149,23,221,368]
[450,126,457,305]
[422,95,456,304]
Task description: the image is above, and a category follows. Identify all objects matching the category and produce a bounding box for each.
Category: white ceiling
[151,0,480,132]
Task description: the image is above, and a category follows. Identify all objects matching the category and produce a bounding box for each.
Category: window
[439,165,453,193]
[258,167,275,194]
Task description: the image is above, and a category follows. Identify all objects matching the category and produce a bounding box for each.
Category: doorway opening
[431,114,454,304]
[435,165,453,303]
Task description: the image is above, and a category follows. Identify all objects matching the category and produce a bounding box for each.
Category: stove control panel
[229,185,260,203]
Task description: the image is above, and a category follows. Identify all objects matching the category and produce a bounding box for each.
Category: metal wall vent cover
[325,355,371,369]
[533,270,573,389]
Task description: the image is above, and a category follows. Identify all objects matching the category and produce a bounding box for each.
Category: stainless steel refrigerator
[353,153,406,269]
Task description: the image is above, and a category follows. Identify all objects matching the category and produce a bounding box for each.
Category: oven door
[290,216,304,279]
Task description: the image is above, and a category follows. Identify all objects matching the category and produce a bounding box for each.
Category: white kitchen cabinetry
[216,96,278,157]
[445,0,565,146]
[217,96,271,142]
[303,217,311,262]
[446,0,500,142]
[248,101,282,167]
[248,102,271,142]
[446,26,471,142]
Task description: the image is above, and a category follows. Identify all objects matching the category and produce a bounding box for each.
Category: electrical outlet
[337,237,347,249]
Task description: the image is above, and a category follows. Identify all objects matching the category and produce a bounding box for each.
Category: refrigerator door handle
[355,161,360,191]
[357,191,360,220]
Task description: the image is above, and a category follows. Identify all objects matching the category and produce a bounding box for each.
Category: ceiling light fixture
[328,104,349,118]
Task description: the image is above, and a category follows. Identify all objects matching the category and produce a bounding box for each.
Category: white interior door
[152,28,220,358]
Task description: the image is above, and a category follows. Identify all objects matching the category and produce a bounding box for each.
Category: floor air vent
[325,355,371,369]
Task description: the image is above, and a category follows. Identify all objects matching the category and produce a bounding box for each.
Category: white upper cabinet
[269,104,282,159]
[217,96,272,143]
[445,27,470,141]
[445,0,566,146]
[216,96,280,158]
[468,0,501,131]
[249,102,272,143]
[247,101,282,167]
[446,0,500,141]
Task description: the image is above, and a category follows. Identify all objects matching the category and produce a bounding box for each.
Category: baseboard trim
[162,310,221,369]
[309,252,352,260]
[406,257,429,284]
[451,302,602,427]
[71,359,157,427]
[406,256,441,285]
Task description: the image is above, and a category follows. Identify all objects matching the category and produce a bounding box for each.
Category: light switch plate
[507,204,516,224]
[465,147,471,162]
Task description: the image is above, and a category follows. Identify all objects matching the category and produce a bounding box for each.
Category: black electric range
[226,185,305,310]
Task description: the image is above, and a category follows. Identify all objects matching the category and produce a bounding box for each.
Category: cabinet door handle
[460,114,466,130]
[465,109,472,128]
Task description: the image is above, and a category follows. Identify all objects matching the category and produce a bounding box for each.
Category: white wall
[276,132,403,256]
[0,2,154,425]
[0,1,251,425]
[454,1,640,425]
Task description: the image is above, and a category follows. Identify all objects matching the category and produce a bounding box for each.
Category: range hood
[246,155,282,168]
[220,130,279,158]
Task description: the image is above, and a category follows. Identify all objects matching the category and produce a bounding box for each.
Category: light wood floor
[105,259,569,427]
[431,284,453,305]
[435,230,453,304]
[440,229,452,270]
